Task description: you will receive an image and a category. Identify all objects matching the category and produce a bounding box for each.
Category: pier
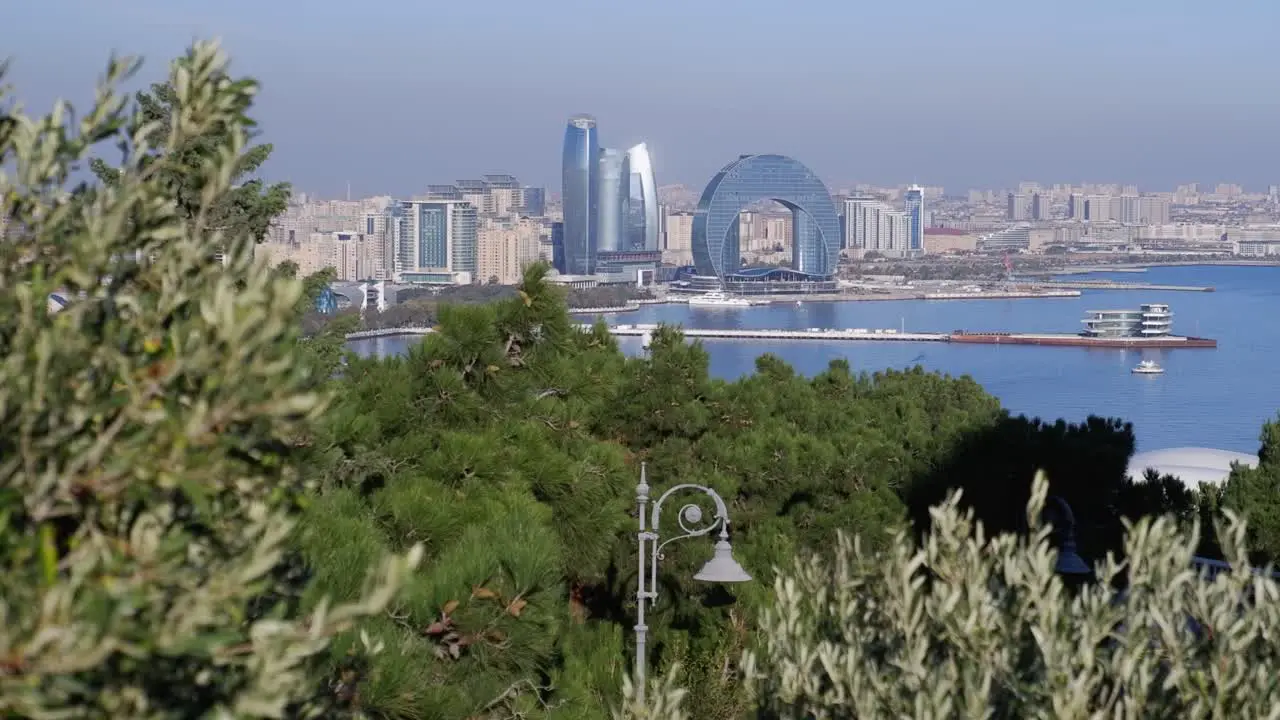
[601,324,945,342]
[344,324,1215,350]
[594,324,1216,349]
[1037,280,1214,292]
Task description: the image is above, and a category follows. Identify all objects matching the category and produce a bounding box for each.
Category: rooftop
[1127,446,1258,487]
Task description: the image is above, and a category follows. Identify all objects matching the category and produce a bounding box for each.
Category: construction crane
[1002,253,1015,282]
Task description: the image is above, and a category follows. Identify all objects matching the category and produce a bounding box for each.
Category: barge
[950,302,1217,348]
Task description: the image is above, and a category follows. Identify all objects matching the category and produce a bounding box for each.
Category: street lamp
[634,462,751,704]
[1044,495,1092,578]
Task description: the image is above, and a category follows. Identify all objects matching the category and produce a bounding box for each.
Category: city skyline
[8,1,1280,196]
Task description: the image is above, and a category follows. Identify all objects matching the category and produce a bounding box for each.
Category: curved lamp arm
[638,478,732,606]
[652,483,731,555]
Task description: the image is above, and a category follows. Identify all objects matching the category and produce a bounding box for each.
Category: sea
[347,265,1280,454]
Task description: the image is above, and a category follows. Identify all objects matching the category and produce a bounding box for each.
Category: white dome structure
[1127,447,1258,487]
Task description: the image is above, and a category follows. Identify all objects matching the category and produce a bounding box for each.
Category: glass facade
[692,154,841,278]
[626,143,659,251]
[314,287,338,315]
[450,203,478,278]
[416,202,449,268]
[561,115,599,274]
[1082,304,1173,337]
[904,185,925,251]
[395,200,476,282]
[597,147,629,253]
[522,186,545,216]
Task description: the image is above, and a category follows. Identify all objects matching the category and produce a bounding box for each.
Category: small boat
[1131,360,1164,375]
[687,290,751,307]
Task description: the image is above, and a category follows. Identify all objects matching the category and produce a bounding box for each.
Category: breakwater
[604,324,946,342]
[566,303,641,314]
[924,290,1081,300]
[346,323,1217,349]
[1038,280,1214,292]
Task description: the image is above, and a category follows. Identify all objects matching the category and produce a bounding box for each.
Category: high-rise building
[1139,196,1171,224]
[477,228,522,285]
[483,174,519,189]
[476,216,545,285]
[1032,193,1052,221]
[255,231,380,281]
[394,199,477,284]
[561,115,599,274]
[692,154,841,278]
[430,177,527,217]
[664,211,694,251]
[597,147,629,253]
[904,185,925,253]
[361,207,412,280]
[1007,193,1032,221]
[522,186,545,216]
[626,143,660,251]
[1068,193,1085,220]
[843,197,910,254]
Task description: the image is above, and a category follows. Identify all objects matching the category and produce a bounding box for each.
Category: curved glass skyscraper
[626,143,659,251]
[597,147,629,253]
[561,115,599,274]
[692,154,840,278]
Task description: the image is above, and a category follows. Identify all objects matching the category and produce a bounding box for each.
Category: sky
[5,0,1280,198]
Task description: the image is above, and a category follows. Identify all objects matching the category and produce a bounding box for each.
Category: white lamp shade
[693,540,752,583]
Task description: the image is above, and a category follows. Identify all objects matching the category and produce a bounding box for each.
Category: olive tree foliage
[747,471,1280,719]
[611,668,689,720]
[0,43,418,717]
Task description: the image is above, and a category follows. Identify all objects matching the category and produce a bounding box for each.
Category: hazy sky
[5,1,1279,198]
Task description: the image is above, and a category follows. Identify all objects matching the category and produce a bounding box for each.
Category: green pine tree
[1222,417,1280,563]
[88,66,290,243]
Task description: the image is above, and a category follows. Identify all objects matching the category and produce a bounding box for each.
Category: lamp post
[634,462,751,704]
[1043,495,1093,584]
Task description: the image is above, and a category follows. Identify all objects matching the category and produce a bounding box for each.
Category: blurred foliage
[0,43,417,717]
[748,472,1280,718]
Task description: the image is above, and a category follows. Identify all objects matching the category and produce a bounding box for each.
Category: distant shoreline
[1047,259,1279,274]
[344,263,1275,341]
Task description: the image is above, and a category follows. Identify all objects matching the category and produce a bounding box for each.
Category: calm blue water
[349,265,1280,454]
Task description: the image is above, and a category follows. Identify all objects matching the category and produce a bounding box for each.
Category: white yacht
[1132,360,1164,375]
[687,290,751,307]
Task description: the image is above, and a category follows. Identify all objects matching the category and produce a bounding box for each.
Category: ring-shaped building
[691,154,841,291]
